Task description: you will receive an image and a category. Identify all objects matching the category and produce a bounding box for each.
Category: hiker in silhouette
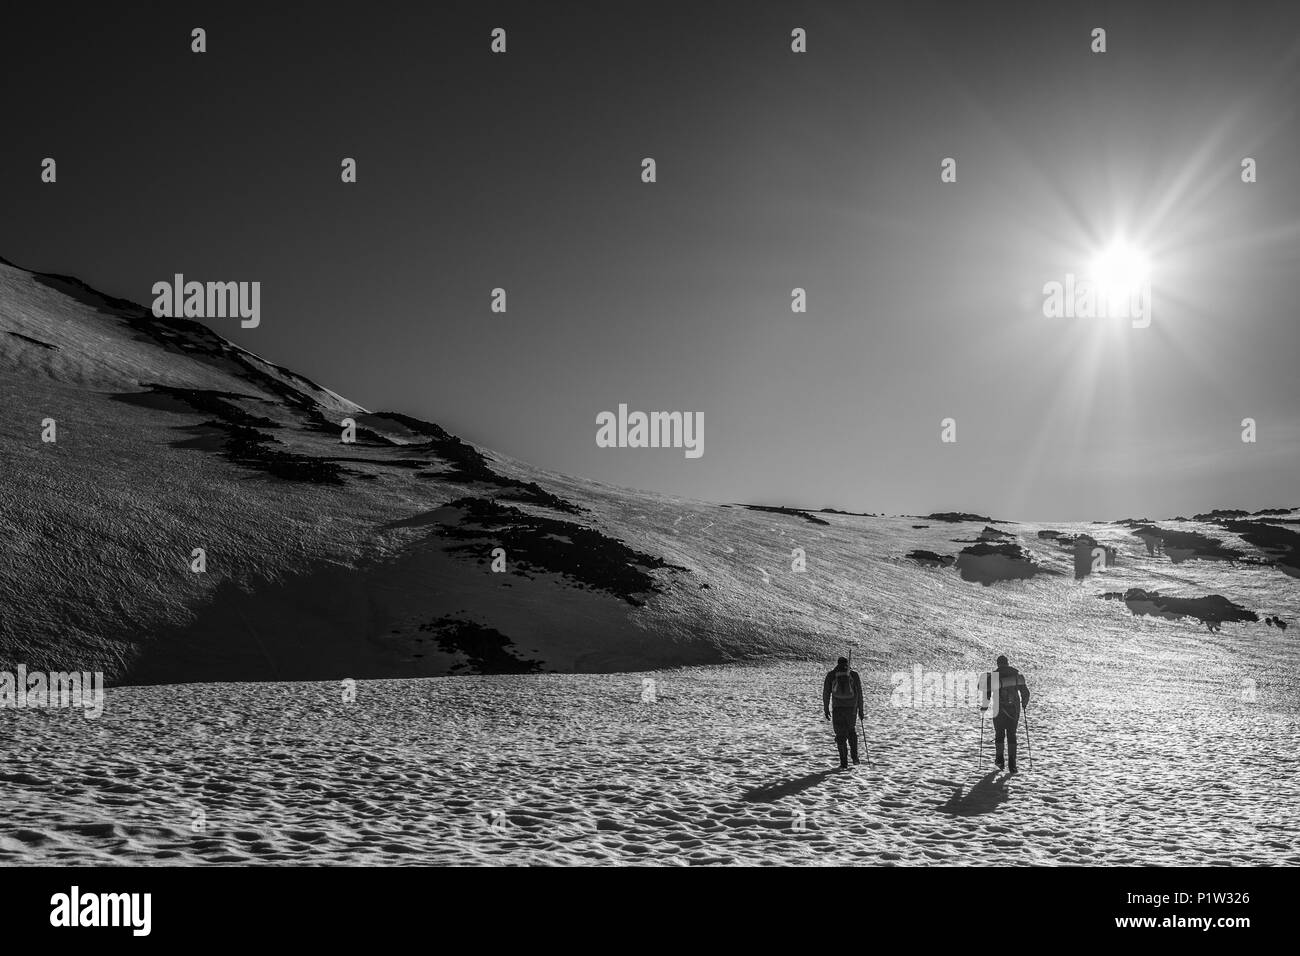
[992,655,1030,773]
[823,657,864,770]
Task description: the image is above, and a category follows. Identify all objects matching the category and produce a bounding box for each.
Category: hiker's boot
[1008,761,1018,774]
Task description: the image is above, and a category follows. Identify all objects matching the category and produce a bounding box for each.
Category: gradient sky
[3,1,1297,520]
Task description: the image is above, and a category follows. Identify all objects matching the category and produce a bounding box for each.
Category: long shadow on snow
[741,770,836,802]
[936,772,1011,816]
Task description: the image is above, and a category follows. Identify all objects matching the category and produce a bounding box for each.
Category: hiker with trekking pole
[982,654,1030,774]
[822,656,868,770]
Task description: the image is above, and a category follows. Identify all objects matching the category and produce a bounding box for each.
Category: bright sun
[1089,240,1151,306]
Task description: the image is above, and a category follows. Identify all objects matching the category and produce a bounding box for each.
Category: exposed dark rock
[435,497,686,606]
[28,266,351,429]
[324,457,432,469]
[416,617,543,674]
[354,411,582,514]
[923,512,1002,524]
[1100,589,1258,632]
[954,543,1052,585]
[215,424,347,484]
[906,550,955,568]
[1066,535,1118,579]
[115,385,347,485]
[952,526,1016,545]
[741,505,830,526]
[116,384,280,429]
[2,330,58,349]
[1128,525,1244,563]
[1044,533,1119,579]
[26,267,153,319]
[1218,520,1300,577]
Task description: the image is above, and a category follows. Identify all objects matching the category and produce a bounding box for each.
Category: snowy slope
[0,664,1296,865]
[1,255,1298,688]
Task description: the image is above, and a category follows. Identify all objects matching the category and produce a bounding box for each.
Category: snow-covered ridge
[0,256,1296,689]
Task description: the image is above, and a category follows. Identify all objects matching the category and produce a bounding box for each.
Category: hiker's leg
[1006,711,1019,768]
[832,708,852,737]
[832,709,852,766]
[994,715,1006,764]
[847,721,859,762]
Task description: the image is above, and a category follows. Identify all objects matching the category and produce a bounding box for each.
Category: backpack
[831,669,856,705]
[998,669,1022,706]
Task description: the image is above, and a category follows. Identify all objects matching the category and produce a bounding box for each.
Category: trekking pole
[847,648,871,768]
[1023,705,1032,771]
[977,715,984,771]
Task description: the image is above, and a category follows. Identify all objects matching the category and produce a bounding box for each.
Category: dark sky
[3,1,1297,520]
